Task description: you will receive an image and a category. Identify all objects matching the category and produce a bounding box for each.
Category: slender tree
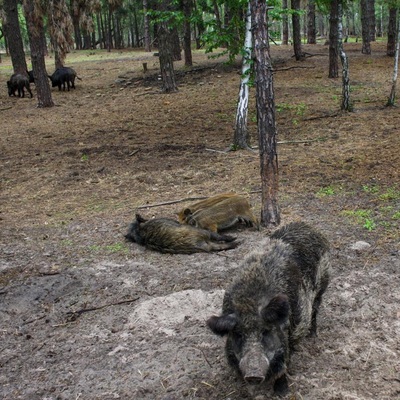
[387,6,397,56]
[281,0,289,45]
[3,0,28,75]
[361,0,371,54]
[182,0,193,66]
[292,0,305,60]
[233,2,252,150]
[307,0,317,44]
[250,0,280,227]
[23,0,54,107]
[329,0,339,78]
[143,0,151,51]
[338,0,351,111]
[387,9,400,106]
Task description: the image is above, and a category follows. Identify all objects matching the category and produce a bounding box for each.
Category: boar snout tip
[244,375,265,385]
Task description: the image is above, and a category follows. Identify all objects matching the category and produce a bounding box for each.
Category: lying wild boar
[179,194,258,232]
[125,214,238,254]
[177,193,238,223]
[207,221,331,396]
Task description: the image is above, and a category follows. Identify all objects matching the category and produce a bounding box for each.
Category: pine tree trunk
[329,0,339,78]
[183,0,193,67]
[387,10,400,106]
[360,0,371,54]
[3,0,28,75]
[143,0,151,51]
[338,1,351,111]
[233,3,252,150]
[291,0,305,60]
[281,0,289,45]
[387,8,397,57]
[307,0,316,44]
[158,23,178,93]
[250,0,280,227]
[23,0,54,108]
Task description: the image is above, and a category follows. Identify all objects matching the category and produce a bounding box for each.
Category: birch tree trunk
[250,0,280,227]
[387,9,400,106]
[233,2,252,150]
[338,1,352,111]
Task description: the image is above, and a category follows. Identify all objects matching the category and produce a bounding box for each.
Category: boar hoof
[273,374,289,396]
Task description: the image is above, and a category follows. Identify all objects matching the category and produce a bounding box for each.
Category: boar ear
[183,208,192,217]
[135,213,146,223]
[207,314,237,336]
[261,294,290,325]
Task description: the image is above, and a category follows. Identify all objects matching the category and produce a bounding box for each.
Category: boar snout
[239,348,269,385]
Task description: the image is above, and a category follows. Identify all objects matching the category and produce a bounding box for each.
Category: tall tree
[143,0,151,51]
[182,0,193,66]
[23,0,54,107]
[250,0,280,228]
[360,0,371,54]
[338,0,351,111]
[281,0,289,45]
[387,8,400,106]
[292,0,305,60]
[3,0,28,75]
[48,0,74,68]
[329,0,339,78]
[387,6,397,56]
[233,2,252,150]
[307,0,317,44]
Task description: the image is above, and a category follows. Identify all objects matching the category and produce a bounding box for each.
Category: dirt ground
[1,42,399,400]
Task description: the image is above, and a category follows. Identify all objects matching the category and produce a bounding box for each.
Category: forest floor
[0,41,399,400]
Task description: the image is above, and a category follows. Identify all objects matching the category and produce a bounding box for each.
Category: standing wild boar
[182,195,259,232]
[207,222,330,396]
[48,67,81,91]
[7,74,33,98]
[125,214,238,254]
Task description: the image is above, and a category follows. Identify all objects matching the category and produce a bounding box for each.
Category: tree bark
[3,0,28,75]
[281,0,289,45]
[387,7,397,57]
[338,1,351,111]
[307,0,316,44]
[387,9,400,106]
[158,22,178,93]
[360,0,371,54]
[250,0,280,227]
[233,3,252,150]
[182,0,193,66]
[143,0,151,51]
[23,0,54,108]
[329,0,339,78]
[291,0,305,60]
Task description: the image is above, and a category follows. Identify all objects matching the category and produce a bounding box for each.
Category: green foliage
[317,186,336,196]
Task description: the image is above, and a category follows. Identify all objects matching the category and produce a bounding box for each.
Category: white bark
[233,2,252,149]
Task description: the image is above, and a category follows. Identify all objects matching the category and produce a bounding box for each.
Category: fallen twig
[65,297,140,322]
[0,106,12,112]
[277,137,327,144]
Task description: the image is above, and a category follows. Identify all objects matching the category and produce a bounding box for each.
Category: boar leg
[273,374,289,396]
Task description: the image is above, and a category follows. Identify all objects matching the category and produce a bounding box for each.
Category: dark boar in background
[27,70,35,83]
[7,74,33,98]
[182,195,259,232]
[48,67,81,91]
[207,222,331,396]
[125,214,238,254]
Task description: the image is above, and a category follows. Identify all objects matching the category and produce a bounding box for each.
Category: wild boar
[125,214,238,254]
[182,196,258,232]
[177,193,238,223]
[48,67,81,91]
[7,74,33,98]
[207,221,330,396]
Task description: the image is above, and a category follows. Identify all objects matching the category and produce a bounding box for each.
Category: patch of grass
[341,209,376,231]
[81,154,89,161]
[317,186,336,197]
[362,184,380,194]
[392,211,400,220]
[379,187,400,201]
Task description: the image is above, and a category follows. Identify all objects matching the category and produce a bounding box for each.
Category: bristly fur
[125,214,238,254]
[207,222,331,396]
